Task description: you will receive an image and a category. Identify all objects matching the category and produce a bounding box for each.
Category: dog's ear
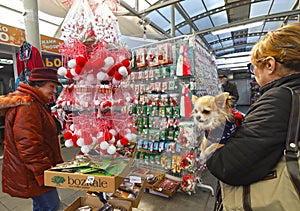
[192,95,198,103]
[215,92,230,108]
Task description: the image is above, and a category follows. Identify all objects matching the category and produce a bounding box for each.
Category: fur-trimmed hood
[0,95,32,113]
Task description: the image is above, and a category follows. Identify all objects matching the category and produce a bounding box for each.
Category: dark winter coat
[1,83,63,198]
[207,73,300,186]
[222,81,239,102]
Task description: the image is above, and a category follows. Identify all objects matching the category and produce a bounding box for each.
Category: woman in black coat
[207,22,300,210]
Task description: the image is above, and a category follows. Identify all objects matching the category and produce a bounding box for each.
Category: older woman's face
[252,57,283,87]
[38,82,58,100]
[252,64,269,86]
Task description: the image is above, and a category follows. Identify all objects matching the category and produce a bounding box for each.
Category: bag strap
[284,87,300,198]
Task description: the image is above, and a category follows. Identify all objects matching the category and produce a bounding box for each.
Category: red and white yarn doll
[176,44,192,76]
[180,151,196,170]
[181,174,196,192]
[58,55,88,80]
[180,84,193,118]
[111,59,132,85]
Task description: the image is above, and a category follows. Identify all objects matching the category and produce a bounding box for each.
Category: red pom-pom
[100,101,112,110]
[114,133,122,141]
[104,131,113,141]
[76,56,87,67]
[126,67,132,75]
[84,136,93,145]
[114,63,122,70]
[72,135,80,148]
[64,131,73,140]
[83,61,92,70]
[119,137,129,146]
[121,59,130,67]
[107,66,116,76]
[92,58,105,69]
[114,71,123,81]
[65,69,74,78]
[75,66,83,75]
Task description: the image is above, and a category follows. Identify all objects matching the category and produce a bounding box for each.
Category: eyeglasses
[248,57,284,75]
[247,63,255,74]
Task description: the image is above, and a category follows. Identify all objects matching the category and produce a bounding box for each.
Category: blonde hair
[251,22,300,72]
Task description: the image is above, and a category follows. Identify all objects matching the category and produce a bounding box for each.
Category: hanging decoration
[56,0,136,155]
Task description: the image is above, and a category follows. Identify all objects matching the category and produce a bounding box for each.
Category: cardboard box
[45,143,137,193]
[64,196,132,211]
[152,176,180,197]
[112,177,146,208]
[144,170,165,190]
[44,159,132,193]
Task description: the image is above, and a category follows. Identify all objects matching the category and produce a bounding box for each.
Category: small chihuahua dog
[192,92,234,161]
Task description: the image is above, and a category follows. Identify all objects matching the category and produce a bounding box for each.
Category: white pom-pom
[124,128,131,134]
[118,66,128,76]
[100,141,109,150]
[125,133,134,141]
[81,145,90,154]
[73,75,80,81]
[108,136,115,144]
[103,57,114,70]
[125,133,137,141]
[107,145,116,155]
[131,134,138,141]
[97,131,104,139]
[117,140,125,147]
[112,78,120,85]
[125,96,131,102]
[92,137,98,145]
[75,129,82,136]
[97,72,108,81]
[87,74,95,82]
[109,129,117,136]
[64,139,73,147]
[69,124,75,131]
[58,67,67,76]
[77,137,84,147]
[70,68,77,76]
[94,99,100,106]
[68,59,77,68]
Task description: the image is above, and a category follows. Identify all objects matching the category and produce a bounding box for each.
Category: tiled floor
[0,146,217,211]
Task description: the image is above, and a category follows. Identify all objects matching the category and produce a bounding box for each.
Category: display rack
[126,34,221,196]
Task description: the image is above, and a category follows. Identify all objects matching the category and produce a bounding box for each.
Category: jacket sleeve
[13,104,52,186]
[206,87,291,185]
[231,83,239,101]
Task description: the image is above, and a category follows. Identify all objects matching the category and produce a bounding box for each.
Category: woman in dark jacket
[1,67,63,211]
[207,22,300,209]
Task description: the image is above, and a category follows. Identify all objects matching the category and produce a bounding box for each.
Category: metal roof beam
[174,3,198,32]
[120,0,171,38]
[209,32,268,45]
[213,42,257,52]
[281,0,300,26]
[195,9,300,35]
[174,0,268,29]
[137,0,184,15]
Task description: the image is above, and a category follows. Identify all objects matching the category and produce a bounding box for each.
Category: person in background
[219,74,239,106]
[207,22,300,210]
[0,67,63,211]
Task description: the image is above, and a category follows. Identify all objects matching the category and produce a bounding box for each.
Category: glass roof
[0,0,299,72]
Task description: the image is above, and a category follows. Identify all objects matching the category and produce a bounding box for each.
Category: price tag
[129,175,142,184]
